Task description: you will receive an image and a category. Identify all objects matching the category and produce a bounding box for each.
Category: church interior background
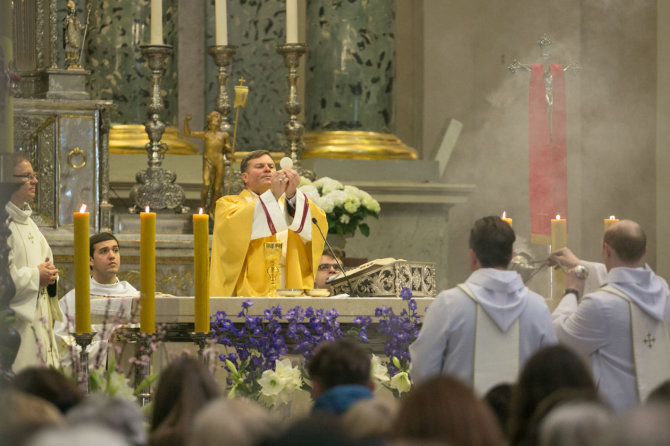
[3,0,670,299]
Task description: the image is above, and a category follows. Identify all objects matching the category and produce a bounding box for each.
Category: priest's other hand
[565,267,586,296]
[548,247,581,269]
[38,258,58,287]
[282,167,300,199]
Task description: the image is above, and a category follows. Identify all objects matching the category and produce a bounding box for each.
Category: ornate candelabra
[276,43,307,169]
[73,332,94,392]
[207,45,237,135]
[129,44,187,214]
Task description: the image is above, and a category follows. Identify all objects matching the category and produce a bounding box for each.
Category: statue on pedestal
[184,111,231,216]
[63,0,83,69]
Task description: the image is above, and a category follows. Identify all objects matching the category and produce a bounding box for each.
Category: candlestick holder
[276,43,308,170]
[207,45,238,135]
[73,332,95,393]
[135,334,154,407]
[191,331,213,363]
[129,44,188,214]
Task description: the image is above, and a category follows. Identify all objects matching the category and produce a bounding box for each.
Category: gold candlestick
[264,242,282,297]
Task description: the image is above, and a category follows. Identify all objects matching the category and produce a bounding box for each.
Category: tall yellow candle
[150,0,163,45]
[501,211,513,227]
[604,215,619,232]
[140,207,156,334]
[550,214,567,250]
[73,205,91,334]
[193,209,210,333]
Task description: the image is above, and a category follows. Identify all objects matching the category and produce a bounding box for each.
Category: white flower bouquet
[299,177,381,237]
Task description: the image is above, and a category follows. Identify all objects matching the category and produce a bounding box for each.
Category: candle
[150,0,163,45]
[501,211,513,227]
[286,0,298,43]
[604,215,619,232]
[73,205,91,334]
[215,0,228,46]
[193,209,210,333]
[551,214,567,250]
[140,207,156,334]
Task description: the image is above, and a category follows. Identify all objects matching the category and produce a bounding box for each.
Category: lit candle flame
[609,215,616,220]
[198,208,204,215]
[145,206,150,213]
[502,211,507,219]
[79,204,87,213]
[556,214,561,220]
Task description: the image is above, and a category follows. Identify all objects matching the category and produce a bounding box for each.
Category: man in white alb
[410,216,556,394]
[56,232,137,364]
[551,220,670,412]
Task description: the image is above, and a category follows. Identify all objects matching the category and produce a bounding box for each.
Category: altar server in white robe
[7,156,62,372]
[551,220,670,412]
[410,216,556,394]
[55,232,137,365]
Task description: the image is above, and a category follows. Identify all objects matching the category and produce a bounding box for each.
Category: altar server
[551,220,670,412]
[209,150,327,297]
[409,216,556,394]
[6,155,62,372]
[55,232,137,364]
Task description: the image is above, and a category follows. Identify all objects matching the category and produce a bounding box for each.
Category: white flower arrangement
[299,177,380,237]
[258,358,306,408]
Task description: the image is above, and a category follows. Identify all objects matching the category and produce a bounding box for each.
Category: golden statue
[184,111,231,216]
[63,0,83,69]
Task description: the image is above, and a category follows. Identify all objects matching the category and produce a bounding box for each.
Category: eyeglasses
[317,263,339,272]
[14,174,37,181]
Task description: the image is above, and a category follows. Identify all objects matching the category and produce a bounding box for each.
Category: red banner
[529,64,567,244]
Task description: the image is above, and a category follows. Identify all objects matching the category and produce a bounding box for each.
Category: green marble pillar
[305,0,395,133]
[85,0,178,125]
[0,0,12,153]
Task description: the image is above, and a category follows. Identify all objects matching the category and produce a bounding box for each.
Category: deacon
[551,220,670,412]
[55,232,137,364]
[409,216,556,394]
[7,155,62,372]
[209,150,327,296]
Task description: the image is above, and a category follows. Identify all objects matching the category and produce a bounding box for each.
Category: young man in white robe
[409,216,557,394]
[550,220,670,412]
[7,156,62,372]
[55,232,137,365]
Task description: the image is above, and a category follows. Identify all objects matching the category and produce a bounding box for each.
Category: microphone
[311,217,356,296]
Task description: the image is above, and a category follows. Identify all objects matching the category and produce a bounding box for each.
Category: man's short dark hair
[89,232,119,258]
[321,247,343,261]
[306,339,371,390]
[469,216,515,268]
[240,150,273,174]
[604,221,646,263]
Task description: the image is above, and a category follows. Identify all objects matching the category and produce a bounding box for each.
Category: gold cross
[27,233,35,243]
[644,333,656,349]
[238,77,246,86]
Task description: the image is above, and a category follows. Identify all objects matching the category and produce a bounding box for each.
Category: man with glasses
[6,155,62,372]
[314,248,344,290]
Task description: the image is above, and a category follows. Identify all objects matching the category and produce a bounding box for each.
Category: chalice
[264,242,283,297]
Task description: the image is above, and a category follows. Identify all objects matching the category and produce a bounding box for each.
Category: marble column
[85,0,178,125]
[302,0,416,160]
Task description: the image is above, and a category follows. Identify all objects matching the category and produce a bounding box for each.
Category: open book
[327,257,405,283]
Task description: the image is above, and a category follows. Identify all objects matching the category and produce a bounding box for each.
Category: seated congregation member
[391,375,504,446]
[507,345,598,446]
[13,366,84,415]
[209,150,327,296]
[306,338,374,415]
[551,220,670,412]
[409,216,556,394]
[149,355,220,446]
[314,247,344,290]
[0,389,64,446]
[55,232,137,365]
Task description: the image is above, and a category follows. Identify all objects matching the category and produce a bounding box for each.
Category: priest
[209,150,327,296]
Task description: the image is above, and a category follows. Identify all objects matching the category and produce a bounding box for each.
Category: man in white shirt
[551,220,670,412]
[410,216,556,394]
[56,232,137,365]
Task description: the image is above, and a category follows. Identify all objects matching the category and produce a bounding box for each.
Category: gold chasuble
[210,189,327,296]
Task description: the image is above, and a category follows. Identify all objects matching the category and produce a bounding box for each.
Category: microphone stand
[311,218,356,296]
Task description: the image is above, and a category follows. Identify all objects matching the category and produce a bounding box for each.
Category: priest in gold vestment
[209,150,327,296]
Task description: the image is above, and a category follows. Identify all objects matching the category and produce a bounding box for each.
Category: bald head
[603,220,646,265]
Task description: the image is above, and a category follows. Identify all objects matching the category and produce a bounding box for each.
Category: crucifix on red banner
[509,35,580,244]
